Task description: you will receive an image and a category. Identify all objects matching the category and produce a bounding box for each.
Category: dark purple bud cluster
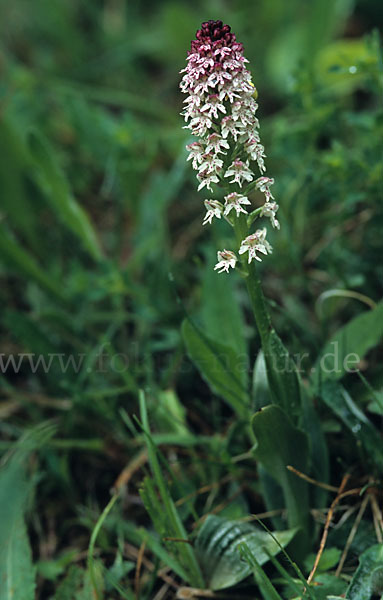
[190,19,243,56]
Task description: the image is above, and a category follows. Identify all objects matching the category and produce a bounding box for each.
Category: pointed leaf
[201,253,247,361]
[263,330,301,418]
[182,318,249,417]
[314,302,383,385]
[251,405,310,538]
[320,381,383,469]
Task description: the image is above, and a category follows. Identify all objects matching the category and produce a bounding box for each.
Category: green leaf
[0,226,64,299]
[154,389,189,436]
[263,329,301,418]
[239,542,283,600]
[52,566,83,600]
[139,392,204,588]
[28,131,103,261]
[251,405,310,546]
[320,381,383,469]
[304,548,342,574]
[252,350,272,411]
[347,544,383,599]
[0,119,41,253]
[181,318,249,417]
[304,573,347,599]
[139,476,167,539]
[0,518,35,600]
[200,252,247,361]
[0,424,54,600]
[301,387,329,511]
[314,302,383,385]
[195,514,296,590]
[257,465,285,530]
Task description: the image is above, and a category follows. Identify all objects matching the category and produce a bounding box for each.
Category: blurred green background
[0,0,382,597]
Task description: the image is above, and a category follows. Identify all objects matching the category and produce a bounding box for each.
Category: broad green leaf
[320,381,383,469]
[257,465,285,530]
[308,574,347,599]
[0,518,35,600]
[347,544,383,599]
[301,387,329,511]
[195,515,296,591]
[251,405,310,541]
[304,548,342,574]
[182,318,249,417]
[201,251,247,361]
[314,302,383,385]
[28,131,103,261]
[263,329,301,419]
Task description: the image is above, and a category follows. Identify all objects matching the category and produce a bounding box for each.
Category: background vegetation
[0,0,382,598]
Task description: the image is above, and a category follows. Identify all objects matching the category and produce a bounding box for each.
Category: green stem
[87,492,120,599]
[233,214,272,346]
[233,213,309,554]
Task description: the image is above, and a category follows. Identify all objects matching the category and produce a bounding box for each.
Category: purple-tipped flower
[180,20,279,271]
[214,249,237,273]
[239,228,273,264]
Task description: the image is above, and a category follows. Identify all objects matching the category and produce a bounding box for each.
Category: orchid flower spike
[180,20,280,271]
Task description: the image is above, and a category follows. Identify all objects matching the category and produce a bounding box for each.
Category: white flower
[231,99,259,128]
[205,133,230,155]
[245,137,266,173]
[197,170,220,192]
[186,141,205,170]
[224,192,251,216]
[203,199,223,225]
[239,228,272,263]
[255,177,275,200]
[221,115,245,141]
[198,153,224,175]
[218,85,241,103]
[200,94,227,119]
[207,70,232,88]
[260,201,280,229]
[224,159,254,188]
[214,249,237,273]
[186,114,212,137]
